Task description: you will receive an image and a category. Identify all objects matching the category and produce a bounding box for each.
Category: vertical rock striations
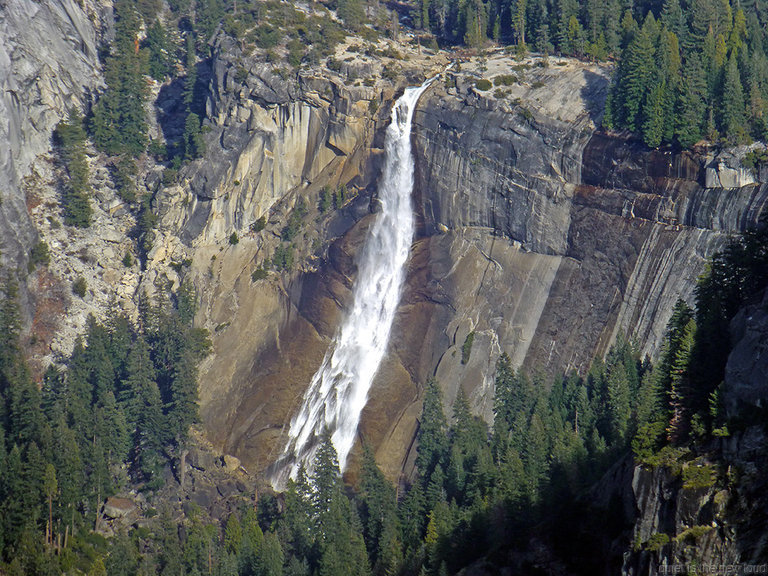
[0,0,102,318]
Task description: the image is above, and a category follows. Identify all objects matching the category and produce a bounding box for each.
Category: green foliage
[287,38,305,68]
[90,0,148,156]
[251,267,268,282]
[334,185,350,209]
[493,74,517,86]
[182,112,206,160]
[682,463,716,490]
[674,524,714,543]
[743,149,768,172]
[475,78,492,91]
[460,331,474,364]
[337,0,366,31]
[144,19,173,81]
[319,186,334,213]
[251,216,267,233]
[603,0,767,147]
[112,156,138,203]
[645,532,670,552]
[28,241,50,271]
[54,110,92,228]
[416,379,448,485]
[72,277,88,298]
[282,198,308,241]
[0,277,210,567]
[272,244,295,271]
[229,232,240,245]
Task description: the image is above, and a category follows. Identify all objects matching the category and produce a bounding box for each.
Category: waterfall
[270,76,437,489]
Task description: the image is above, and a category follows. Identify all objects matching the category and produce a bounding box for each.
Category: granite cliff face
[171,48,768,481]
[0,0,104,328]
[613,291,768,574]
[2,9,768,567]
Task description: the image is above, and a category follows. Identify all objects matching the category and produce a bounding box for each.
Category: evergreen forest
[2,215,766,573]
[4,0,768,573]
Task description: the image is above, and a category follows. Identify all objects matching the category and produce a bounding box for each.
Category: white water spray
[270,76,437,488]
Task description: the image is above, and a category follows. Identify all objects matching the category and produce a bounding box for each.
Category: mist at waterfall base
[269,78,435,490]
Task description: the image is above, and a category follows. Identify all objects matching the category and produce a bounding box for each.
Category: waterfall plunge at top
[270,77,436,489]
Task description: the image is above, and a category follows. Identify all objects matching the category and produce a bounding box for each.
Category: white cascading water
[270,76,437,489]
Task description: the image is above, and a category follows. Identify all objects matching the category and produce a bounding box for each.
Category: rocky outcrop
[155,36,449,474]
[0,0,104,329]
[179,48,768,480]
[620,291,768,574]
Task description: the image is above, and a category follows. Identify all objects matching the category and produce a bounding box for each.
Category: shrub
[334,184,350,209]
[287,38,305,68]
[518,106,534,121]
[638,445,689,474]
[234,66,249,83]
[251,267,268,282]
[272,244,294,271]
[632,420,667,463]
[675,525,713,543]
[162,168,178,186]
[461,331,475,364]
[148,139,167,160]
[493,74,516,86]
[382,63,400,81]
[122,252,134,267]
[112,156,138,203]
[682,464,716,490]
[319,185,334,212]
[282,198,308,241]
[475,78,492,91]
[28,241,51,271]
[229,232,239,245]
[72,276,87,298]
[251,216,267,233]
[743,149,768,172]
[645,533,670,552]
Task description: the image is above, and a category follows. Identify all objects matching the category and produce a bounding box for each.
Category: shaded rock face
[618,299,768,573]
[0,0,102,320]
[400,90,767,426]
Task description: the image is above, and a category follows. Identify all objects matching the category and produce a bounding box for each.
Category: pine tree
[556,0,579,53]
[416,379,447,486]
[463,0,487,48]
[51,417,84,513]
[55,110,92,227]
[358,445,399,572]
[91,0,148,156]
[337,0,366,31]
[606,362,631,445]
[257,532,285,576]
[721,51,747,140]
[145,19,173,81]
[120,335,157,426]
[642,81,667,148]
[668,318,696,442]
[675,53,707,147]
[614,14,659,131]
[183,112,205,160]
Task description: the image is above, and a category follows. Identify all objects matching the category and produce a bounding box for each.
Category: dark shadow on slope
[581,70,610,126]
